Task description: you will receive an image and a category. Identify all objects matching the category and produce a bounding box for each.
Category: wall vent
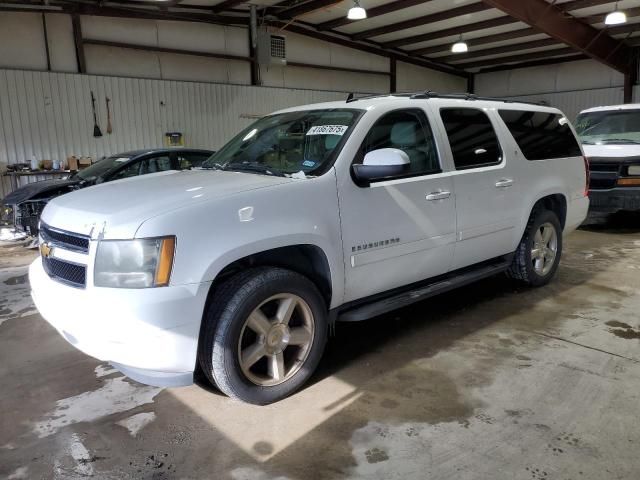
[257,32,286,66]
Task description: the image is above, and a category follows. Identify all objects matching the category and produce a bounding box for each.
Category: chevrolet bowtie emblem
[40,242,52,258]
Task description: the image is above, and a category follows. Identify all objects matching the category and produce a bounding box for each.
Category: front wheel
[198,267,328,405]
[508,209,563,287]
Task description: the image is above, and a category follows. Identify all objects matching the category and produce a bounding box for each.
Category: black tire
[508,209,563,287]
[198,267,328,405]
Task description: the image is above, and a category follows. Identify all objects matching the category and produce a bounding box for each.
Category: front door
[337,108,457,303]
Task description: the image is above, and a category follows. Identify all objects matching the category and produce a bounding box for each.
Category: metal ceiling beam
[477,54,588,73]
[0,1,250,24]
[351,2,490,40]
[386,0,615,51]
[410,27,539,56]
[439,37,559,63]
[317,0,434,31]
[278,0,343,19]
[271,20,471,78]
[455,47,579,69]
[211,0,247,13]
[382,16,514,49]
[481,0,632,73]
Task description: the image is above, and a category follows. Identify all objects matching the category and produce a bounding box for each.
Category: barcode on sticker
[307,125,348,136]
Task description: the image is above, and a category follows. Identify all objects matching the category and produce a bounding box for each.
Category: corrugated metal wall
[0,68,345,167]
[503,87,626,122]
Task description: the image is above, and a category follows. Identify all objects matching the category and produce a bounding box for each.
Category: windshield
[73,155,131,181]
[204,108,363,175]
[575,109,640,145]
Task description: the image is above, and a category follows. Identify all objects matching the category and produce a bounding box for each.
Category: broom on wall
[91,91,102,137]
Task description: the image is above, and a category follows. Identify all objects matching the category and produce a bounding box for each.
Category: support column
[389,58,397,93]
[72,13,86,74]
[249,5,260,86]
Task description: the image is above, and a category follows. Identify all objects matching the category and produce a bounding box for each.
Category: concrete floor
[1,215,640,480]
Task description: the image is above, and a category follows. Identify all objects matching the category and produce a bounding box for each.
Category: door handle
[495,178,514,188]
[426,190,451,201]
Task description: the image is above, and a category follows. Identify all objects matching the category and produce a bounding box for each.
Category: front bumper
[588,188,640,213]
[29,257,211,387]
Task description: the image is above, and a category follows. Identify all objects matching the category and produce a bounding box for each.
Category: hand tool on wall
[91,91,102,137]
[106,97,113,134]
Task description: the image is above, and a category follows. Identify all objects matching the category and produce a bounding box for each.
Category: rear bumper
[588,188,640,213]
[29,257,211,387]
[565,196,590,233]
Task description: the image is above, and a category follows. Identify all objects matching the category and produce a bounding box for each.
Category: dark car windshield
[73,155,132,181]
[575,109,640,144]
[204,109,363,176]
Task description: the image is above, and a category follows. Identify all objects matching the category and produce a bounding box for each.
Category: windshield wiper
[223,162,285,177]
[200,163,224,170]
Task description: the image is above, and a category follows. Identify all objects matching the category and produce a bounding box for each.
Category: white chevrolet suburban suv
[30,93,589,404]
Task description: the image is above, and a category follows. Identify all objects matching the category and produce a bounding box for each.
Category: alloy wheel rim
[238,293,315,386]
[531,222,558,276]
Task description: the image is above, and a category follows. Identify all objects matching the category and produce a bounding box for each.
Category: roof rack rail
[345,92,396,103]
[345,90,544,107]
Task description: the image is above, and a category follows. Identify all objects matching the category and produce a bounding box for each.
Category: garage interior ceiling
[1,0,638,79]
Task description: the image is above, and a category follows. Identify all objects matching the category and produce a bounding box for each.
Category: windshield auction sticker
[307,125,348,136]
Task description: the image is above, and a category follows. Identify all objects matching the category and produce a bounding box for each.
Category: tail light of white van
[583,156,590,197]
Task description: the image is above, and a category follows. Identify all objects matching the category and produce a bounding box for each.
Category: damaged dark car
[1,148,214,235]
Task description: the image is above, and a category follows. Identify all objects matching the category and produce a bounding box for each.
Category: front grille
[589,163,619,172]
[42,256,86,288]
[589,162,621,190]
[40,223,90,253]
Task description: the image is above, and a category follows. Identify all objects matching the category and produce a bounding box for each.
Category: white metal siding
[0,68,346,168]
[502,87,626,122]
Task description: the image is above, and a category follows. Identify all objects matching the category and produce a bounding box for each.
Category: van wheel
[508,209,562,287]
[198,267,327,405]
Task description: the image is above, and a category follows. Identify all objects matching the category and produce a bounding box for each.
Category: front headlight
[94,236,175,288]
[0,205,14,224]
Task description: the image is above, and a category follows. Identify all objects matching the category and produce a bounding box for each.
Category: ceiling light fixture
[451,35,468,53]
[347,0,367,20]
[605,2,627,25]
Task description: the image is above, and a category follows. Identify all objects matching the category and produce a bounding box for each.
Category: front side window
[356,109,440,177]
[73,155,131,182]
[179,153,211,169]
[111,155,172,180]
[500,110,582,160]
[205,109,362,176]
[575,109,640,146]
[440,108,502,170]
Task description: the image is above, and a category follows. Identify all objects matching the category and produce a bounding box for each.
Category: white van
[576,104,640,213]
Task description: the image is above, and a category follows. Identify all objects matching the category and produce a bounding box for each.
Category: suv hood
[583,143,640,158]
[41,170,291,239]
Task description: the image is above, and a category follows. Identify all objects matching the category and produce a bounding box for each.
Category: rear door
[435,107,520,269]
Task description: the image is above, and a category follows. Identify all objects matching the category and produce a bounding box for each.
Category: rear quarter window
[499,110,582,160]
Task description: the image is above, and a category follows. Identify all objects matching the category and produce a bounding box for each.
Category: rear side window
[499,110,582,160]
[440,108,502,170]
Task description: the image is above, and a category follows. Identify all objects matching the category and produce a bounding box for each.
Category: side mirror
[352,148,410,185]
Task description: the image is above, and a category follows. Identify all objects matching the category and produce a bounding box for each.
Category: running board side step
[337,258,511,322]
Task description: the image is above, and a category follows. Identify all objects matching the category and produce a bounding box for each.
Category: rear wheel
[198,267,327,404]
[508,209,562,287]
